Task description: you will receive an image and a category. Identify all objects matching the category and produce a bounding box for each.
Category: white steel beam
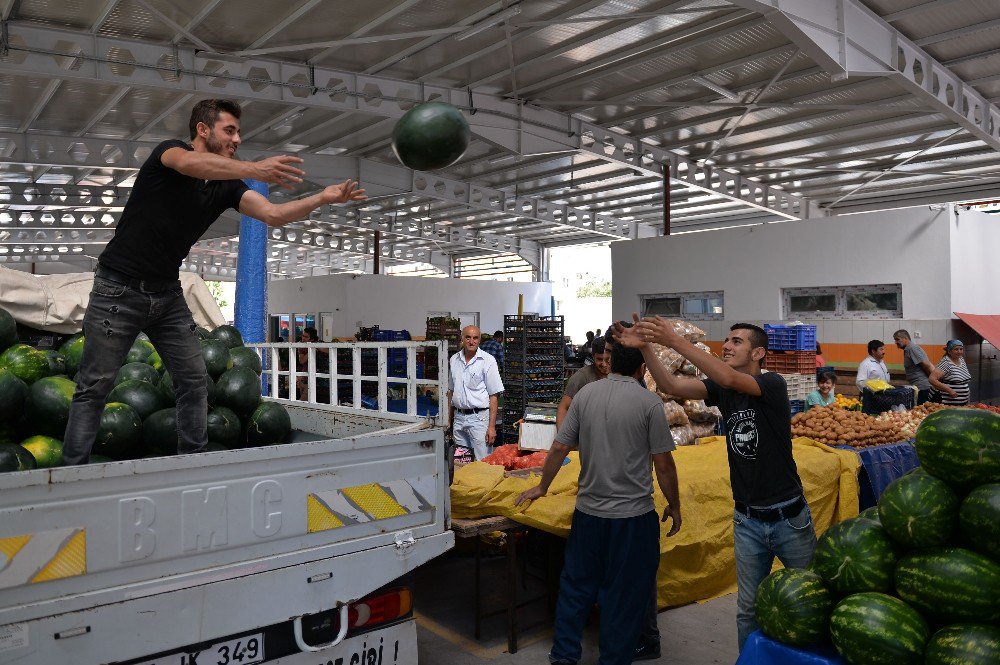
[0,21,810,219]
[727,0,1000,152]
[242,0,323,51]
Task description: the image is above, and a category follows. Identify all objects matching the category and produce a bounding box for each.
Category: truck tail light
[346,587,412,634]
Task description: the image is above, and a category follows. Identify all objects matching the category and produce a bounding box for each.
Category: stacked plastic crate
[764,324,818,415]
[424,316,461,380]
[501,315,565,444]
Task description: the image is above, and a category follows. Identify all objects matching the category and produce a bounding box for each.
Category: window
[784,284,902,319]
[640,291,723,320]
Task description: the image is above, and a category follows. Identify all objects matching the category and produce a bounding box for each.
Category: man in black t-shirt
[62,99,366,464]
[616,317,816,651]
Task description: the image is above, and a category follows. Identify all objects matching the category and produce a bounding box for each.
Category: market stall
[451,437,860,609]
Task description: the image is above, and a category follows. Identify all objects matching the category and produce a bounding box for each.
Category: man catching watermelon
[615,316,816,651]
[61,99,366,465]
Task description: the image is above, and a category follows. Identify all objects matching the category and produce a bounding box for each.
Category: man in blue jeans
[618,317,816,651]
[516,344,682,665]
[62,99,367,464]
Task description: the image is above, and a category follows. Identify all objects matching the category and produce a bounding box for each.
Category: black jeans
[61,275,208,464]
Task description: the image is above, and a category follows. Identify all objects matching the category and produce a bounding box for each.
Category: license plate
[132,633,264,665]
[262,620,417,665]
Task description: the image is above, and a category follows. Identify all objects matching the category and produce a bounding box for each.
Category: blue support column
[235,179,269,344]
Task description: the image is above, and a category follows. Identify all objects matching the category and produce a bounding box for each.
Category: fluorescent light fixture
[455,6,522,41]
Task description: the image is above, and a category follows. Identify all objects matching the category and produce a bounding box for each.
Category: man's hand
[635,315,683,348]
[662,503,682,537]
[612,313,647,349]
[321,179,367,205]
[252,155,306,189]
[515,485,545,506]
[486,425,496,445]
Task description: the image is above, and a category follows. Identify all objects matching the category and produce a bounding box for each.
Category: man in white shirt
[448,325,505,460]
[856,339,890,392]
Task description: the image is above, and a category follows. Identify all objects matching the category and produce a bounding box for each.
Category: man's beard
[206,133,230,156]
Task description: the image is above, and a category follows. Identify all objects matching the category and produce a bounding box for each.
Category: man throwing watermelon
[62,99,366,464]
[615,316,816,651]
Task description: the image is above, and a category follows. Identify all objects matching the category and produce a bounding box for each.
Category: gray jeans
[61,275,208,465]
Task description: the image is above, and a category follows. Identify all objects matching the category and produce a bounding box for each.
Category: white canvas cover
[0,265,226,334]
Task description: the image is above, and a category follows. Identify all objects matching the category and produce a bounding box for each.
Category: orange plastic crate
[764,350,816,373]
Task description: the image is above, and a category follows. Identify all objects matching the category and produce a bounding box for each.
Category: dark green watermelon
[210,324,244,349]
[0,444,36,472]
[915,408,1000,489]
[207,406,241,448]
[229,347,262,375]
[142,408,177,455]
[878,472,958,549]
[214,367,261,419]
[812,518,896,594]
[391,102,470,171]
[925,623,1000,665]
[59,333,86,377]
[754,568,833,647]
[107,380,166,421]
[0,306,17,353]
[0,344,50,385]
[25,375,76,438]
[895,547,1000,624]
[159,372,214,407]
[43,350,66,376]
[0,368,28,423]
[126,338,156,364]
[195,326,212,341]
[94,402,143,459]
[115,362,161,387]
[201,339,233,379]
[858,506,881,523]
[959,483,1000,561]
[203,442,228,452]
[829,592,929,665]
[19,435,63,468]
[245,401,291,446]
[89,454,115,464]
[145,350,164,373]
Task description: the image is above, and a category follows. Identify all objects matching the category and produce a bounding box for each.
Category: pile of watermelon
[0,305,293,472]
[755,407,1000,663]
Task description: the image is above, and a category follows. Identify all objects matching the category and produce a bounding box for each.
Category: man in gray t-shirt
[516,345,682,665]
[893,329,934,404]
[556,335,610,431]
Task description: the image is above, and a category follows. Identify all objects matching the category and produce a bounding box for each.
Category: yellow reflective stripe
[342,483,408,520]
[31,530,86,583]
[307,494,344,533]
[0,534,31,562]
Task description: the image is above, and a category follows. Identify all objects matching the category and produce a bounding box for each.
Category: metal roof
[1,0,999,279]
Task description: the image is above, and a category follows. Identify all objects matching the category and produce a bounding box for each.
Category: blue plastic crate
[789,399,805,415]
[372,329,412,341]
[764,324,817,351]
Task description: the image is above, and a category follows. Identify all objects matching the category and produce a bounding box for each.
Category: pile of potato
[791,405,903,448]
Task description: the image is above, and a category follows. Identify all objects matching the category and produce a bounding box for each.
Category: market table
[734,631,845,664]
[451,437,860,608]
[835,440,919,509]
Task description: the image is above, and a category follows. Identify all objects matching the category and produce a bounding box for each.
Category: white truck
[0,341,453,665]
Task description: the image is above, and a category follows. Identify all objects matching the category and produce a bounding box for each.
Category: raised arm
[161,147,306,187]
[237,180,366,227]
[613,319,708,400]
[636,316,762,397]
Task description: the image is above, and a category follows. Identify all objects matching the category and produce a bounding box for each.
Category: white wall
[611,206,953,323]
[267,274,552,339]
[950,206,1000,315]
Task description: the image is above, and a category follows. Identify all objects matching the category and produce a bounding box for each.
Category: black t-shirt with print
[99,139,249,281]
[703,372,803,506]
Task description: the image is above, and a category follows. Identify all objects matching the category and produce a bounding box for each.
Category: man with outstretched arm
[62,99,367,465]
[616,316,816,651]
[516,344,681,665]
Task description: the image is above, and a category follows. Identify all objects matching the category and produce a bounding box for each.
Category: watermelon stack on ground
[754,568,833,646]
[755,408,1000,663]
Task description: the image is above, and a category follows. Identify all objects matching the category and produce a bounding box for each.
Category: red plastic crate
[764,350,816,373]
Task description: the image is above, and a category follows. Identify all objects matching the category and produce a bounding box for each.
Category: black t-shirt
[99,139,249,280]
[703,372,803,506]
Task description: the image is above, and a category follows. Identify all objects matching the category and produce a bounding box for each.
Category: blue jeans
[733,500,816,651]
[550,509,660,665]
[453,410,490,460]
[62,275,208,465]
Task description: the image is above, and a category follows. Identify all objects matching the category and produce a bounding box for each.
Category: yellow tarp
[451,436,860,608]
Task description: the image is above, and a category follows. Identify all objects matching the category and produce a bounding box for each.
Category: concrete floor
[412,545,738,664]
